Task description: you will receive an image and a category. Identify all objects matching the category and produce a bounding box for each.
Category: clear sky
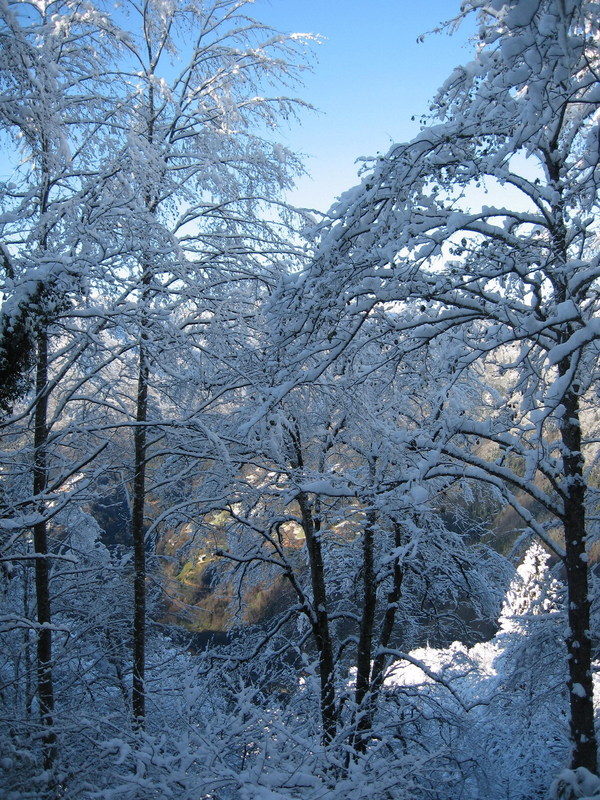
[252,0,478,212]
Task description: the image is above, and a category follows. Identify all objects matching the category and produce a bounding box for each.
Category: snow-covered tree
[274,0,600,772]
[215,326,507,760]
[498,540,563,632]
[95,0,314,727]
[0,0,317,784]
[0,0,124,774]
[489,542,568,797]
[376,543,568,799]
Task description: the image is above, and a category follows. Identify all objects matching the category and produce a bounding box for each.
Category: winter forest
[2,0,600,797]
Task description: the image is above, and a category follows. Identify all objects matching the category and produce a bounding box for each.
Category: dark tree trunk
[367,522,404,720]
[560,387,597,772]
[352,518,404,755]
[547,147,597,772]
[297,491,338,745]
[370,521,404,688]
[32,328,56,769]
[352,509,377,754]
[130,78,158,727]
[131,338,148,728]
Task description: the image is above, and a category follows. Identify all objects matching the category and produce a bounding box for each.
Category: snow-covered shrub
[550,767,600,800]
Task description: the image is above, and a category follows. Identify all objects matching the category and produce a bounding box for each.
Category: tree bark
[559,386,597,771]
[297,491,338,745]
[352,517,404,754]
[32,327,56,769]
[352,508,377,754]
[547,144,597,771]
[371,521,404,689]
[131,337,148,728]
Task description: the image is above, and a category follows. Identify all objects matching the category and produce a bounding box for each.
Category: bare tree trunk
[131,336,148,728]
[32,327,56,769]
[297,491,338,745]
[548,147,597,770]
[352,509,376,754]
[129,70,158,728]
[351,520,404,755]
[559,386,597,771]
[370,521,404,690]
[22,561,34,716]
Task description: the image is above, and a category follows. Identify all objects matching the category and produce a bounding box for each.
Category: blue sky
[253,0,478,212]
